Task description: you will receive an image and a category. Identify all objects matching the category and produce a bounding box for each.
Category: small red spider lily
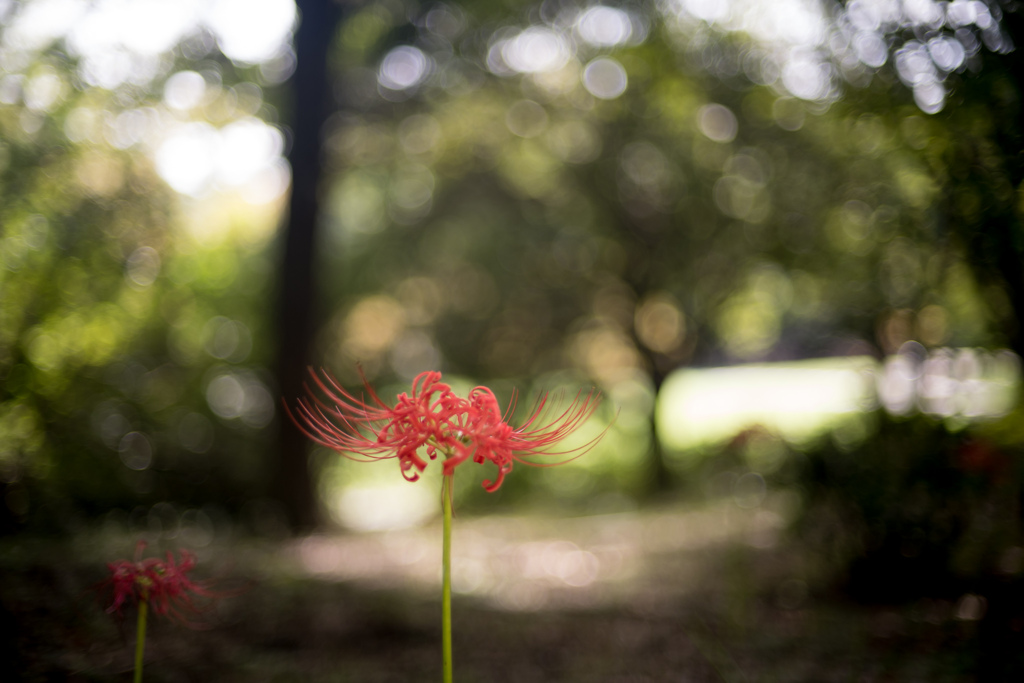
[102,541,216,625]
[287,368,604,491]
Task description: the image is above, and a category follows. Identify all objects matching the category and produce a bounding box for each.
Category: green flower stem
[134,596,148,683]
[442,472,454,683]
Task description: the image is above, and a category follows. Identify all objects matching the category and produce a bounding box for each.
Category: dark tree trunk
[273,0,343,532]
[987,7,1024,358]
[953,11,1024,360]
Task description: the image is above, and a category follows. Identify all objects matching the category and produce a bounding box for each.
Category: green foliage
[0,8,282,531]
[318,1,1013,396]
[1,0,1023,530]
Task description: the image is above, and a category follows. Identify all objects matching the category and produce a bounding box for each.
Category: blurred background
[2,0,1024,680]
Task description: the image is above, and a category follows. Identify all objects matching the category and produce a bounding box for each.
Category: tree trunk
[273,0,343,532]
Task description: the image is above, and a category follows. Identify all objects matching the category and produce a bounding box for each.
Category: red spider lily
[458,385,603,491]
[102,542,215,625]
[287,368,604,491]
[287,369,470,482]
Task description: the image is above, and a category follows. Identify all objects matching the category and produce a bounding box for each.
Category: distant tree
[273,0,344,530]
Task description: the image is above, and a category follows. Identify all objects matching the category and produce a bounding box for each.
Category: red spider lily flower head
[102,541,216,626]
[460,385,603,492]
[287,368,469,482]
[287,367,605,491]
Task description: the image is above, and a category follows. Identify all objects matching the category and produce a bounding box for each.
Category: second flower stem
[442,472,453,683]
[134,596,148,683]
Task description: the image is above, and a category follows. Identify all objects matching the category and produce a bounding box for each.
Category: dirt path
[3,499,981,681]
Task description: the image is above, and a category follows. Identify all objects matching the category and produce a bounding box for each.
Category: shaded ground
[3,499,985,682]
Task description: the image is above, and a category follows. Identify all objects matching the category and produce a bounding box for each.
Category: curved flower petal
[287,368,604,491]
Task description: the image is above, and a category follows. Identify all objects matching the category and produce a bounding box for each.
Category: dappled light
[330,480,440,532]
[294,498,788,610]
[663,0,1013,113]
[877,343,1019,418]
[658,356,878,449]
[658,350,1019,451]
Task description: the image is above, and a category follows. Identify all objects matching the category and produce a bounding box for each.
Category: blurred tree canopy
[0,0,1022,531]
[308,0,1023,506]
[0,0,294,532]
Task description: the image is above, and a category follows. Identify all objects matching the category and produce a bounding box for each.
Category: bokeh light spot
[156,122,219,196]
[635,293,686,354]
[218,117,285,186]
[207,0,296,64]
[780,49,831,101]
[501,27,571,74]
[582,57,628,99]
[505,100,549,138]
[576,6,633,47]
[163,70,207,110]
[378,46,431,91]
[125,246,161,289]
[697,103,738,143]
[852,30,888,67]
[118,431,153,471]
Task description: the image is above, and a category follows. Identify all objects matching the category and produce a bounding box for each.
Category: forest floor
[3,497,985,682]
